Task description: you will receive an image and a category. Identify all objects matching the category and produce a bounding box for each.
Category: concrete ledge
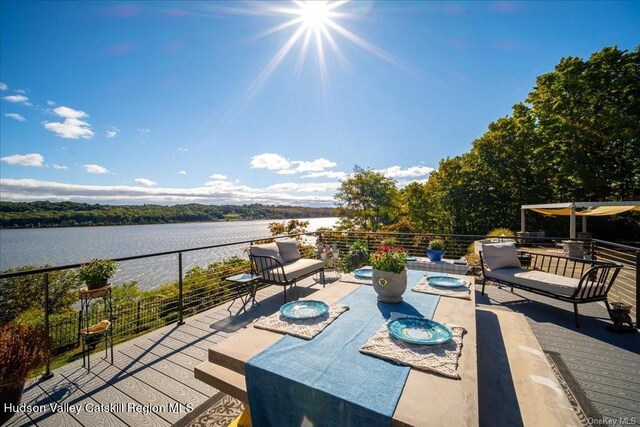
[477,307,580,426]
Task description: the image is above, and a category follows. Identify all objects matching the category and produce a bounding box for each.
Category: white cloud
[47,100,57,106]
[84,164,109,174]
[291,158,336,173]
[178,170,187,175]
[14,89,27,94]
[4,113,26,122]
[376,165,435,178]
[266,182,341,193]
[3,95,29,104]
[0,179,337,206]
[134,178,156,186]
[301,171,347,179]
[52,164,69,170]
[0,82,7,91]
[209,173,227,180]
[44,106,94,139]
[250,153,291,171]
[138,128,151,134]
[178,147,188,152]
[0,153,44,167]
[106,127,119,138]
[276,169,298,175]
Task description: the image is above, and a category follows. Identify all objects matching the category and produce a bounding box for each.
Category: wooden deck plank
[122,343,216,397]
[141,334,208,362]
[77,355,184,425]
[103,348,209,410]
[14,379,83,427]
[61,364,170,427]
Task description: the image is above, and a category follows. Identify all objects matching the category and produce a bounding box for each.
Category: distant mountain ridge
[0,201,335,228]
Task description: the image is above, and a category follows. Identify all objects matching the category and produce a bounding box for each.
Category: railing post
[136,300,141,333]
[42,272,53,380]
[636,251,639,328]
[177,252,185,325]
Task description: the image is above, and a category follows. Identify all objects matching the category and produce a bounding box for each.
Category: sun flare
[299,1,331,30]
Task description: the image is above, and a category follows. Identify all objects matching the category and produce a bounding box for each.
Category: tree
[334,166,398,231]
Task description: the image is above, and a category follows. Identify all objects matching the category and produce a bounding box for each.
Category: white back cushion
[250,242,284,265]
[276,239,301,264]
[482,242,521,271]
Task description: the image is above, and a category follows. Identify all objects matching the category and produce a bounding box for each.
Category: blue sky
[1,1,638,206]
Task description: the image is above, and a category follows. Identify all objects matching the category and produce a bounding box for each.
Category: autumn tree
[334,166,399,231]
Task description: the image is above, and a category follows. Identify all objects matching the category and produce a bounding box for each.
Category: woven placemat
[360,316,466,379]
[254,304,349,340]
[340,273,371,285]
[412,276,472,300]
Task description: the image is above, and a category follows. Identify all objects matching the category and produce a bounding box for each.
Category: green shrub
[486,228,515,237]
[428,239,445,250]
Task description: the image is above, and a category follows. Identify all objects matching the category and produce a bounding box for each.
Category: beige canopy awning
[521,201,640,238]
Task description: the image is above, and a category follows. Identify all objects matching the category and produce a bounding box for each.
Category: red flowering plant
[369,246,407,274]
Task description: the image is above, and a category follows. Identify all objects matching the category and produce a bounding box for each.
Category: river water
[0,218,337,290]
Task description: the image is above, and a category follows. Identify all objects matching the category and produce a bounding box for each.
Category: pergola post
[570,203,576,239]
[582,216,587,234]
[520,208,526,233]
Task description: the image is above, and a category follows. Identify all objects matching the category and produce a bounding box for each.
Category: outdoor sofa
[249,239,325,303]
[479,242,622,327]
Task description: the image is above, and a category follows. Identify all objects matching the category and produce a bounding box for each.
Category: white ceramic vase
[372,269,407,303]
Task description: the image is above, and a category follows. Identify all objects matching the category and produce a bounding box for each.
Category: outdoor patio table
[195,270,478,426]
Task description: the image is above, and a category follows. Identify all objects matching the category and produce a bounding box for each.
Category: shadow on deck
[477,282,640,424]
[7,278,327,427]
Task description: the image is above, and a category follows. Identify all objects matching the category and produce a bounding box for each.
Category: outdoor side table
[226,273,261,314]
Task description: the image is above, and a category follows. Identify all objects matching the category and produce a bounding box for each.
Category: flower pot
[87,278,108,290]
[372,269,407,303]
[426,249,445,262]
[0,380,25,425]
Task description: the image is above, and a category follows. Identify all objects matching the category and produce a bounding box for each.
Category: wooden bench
[476,307,581,426]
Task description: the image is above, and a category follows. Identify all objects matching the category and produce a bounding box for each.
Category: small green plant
[78,259,118,289]
[486,228,515,237]
[428,239,445,251]
[370,246,407,273]
[344,241,369,271]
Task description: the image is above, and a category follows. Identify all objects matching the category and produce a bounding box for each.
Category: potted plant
[426,239,446,262]
[370,246,407,303]
[78,259,118,290]
[0,324,49,424]
[344,241,369,271]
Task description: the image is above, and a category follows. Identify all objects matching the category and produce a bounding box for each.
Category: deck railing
[1,229,637,380]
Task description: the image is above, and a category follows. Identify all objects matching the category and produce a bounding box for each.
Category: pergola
[520,201,640,238]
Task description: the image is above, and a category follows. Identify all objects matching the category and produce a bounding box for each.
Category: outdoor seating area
[249,239,325,303]
[7,266,639,427]
[479,242,622,326]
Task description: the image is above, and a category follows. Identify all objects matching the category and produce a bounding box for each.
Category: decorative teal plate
[280,300,329,319]
[427,276,467,288]
[387,318,453,345]
[405,256,417,261]
[354,267,373,279]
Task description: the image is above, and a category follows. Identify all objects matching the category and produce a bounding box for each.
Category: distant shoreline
[0,201,335,229]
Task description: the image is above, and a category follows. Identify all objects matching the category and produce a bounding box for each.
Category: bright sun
[227,0,406,115]
[298,1,332,31]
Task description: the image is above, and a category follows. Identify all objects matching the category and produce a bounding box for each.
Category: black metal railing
[1,229,638,381]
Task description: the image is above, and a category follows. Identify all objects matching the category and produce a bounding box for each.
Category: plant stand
[79,285,114,372]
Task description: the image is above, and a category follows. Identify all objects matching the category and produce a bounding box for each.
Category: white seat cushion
[486,268,580,297]
[482,242,521,270]
[276,239,301,264]
[265,258,323,282]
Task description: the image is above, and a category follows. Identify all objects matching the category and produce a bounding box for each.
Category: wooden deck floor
[7,278,327,427]
[7,270,639,426]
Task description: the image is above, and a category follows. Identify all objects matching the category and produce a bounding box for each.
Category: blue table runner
[246,270,439,427]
